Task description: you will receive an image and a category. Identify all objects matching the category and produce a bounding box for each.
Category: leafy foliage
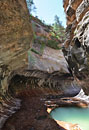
[40,42,45,55]
[26,0,36,13]
[51,15,66,42]
[47,40,61,50]
[28,50,35,65]
[30,14,66,50]
[30,48,40,55]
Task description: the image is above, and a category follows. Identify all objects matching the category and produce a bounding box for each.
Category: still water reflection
[51,107,89,130]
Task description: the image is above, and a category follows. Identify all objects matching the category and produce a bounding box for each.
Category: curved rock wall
[0,0,33,94]
[63,0,89,74]
[9,69,80,98]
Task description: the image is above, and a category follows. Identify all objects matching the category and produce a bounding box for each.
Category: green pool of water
[50,107,89,130]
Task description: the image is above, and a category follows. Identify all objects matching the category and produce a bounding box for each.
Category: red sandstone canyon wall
[0,0,33,93]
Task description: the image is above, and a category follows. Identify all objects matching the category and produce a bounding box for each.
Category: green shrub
[30,48,40,55]
[40,42,45,54]
[47,40,60,50]
[28,50,35,65]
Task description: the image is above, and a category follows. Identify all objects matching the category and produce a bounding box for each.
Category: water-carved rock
[0,0,33,94]
[63,0,89,75]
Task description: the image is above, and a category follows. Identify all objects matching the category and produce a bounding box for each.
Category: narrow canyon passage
[0,0,89,130]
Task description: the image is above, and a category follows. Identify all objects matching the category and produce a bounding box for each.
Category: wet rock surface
[0,0,89,130]
[56,120,82,130]
[0,69,80,130]
[2,93,65,130]
[0,97,21,130]
[46,88,89,130]
[8,69,76,96]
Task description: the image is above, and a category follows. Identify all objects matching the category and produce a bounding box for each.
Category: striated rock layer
[28,43,69,73]
[63,0,89,75]
[0,0,33,94]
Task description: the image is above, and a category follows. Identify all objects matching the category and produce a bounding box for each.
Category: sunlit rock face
[63,0,89,74]
[28,43,69,73]
[0,0,33,93]
[31,16,50,39]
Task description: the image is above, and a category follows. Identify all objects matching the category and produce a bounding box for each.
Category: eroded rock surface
[63,0,89,75]
[0,0,33,94]
[28,43,69,73]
